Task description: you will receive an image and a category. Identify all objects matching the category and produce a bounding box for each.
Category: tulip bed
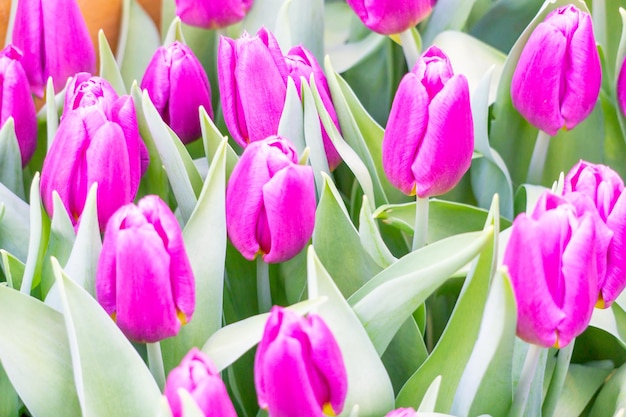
[3,0,626,416]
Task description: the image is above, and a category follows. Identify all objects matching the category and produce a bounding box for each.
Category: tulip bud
[255,306,348,417]
[382,45,473,198]
[218,28,287,148]
[41,84,145,229]
[0,45,37,166]
[96,195,195,343]
[226,136,315,263]
[510,5,600,136]
[618,58,626,118]
[385,408,417,417]
[64,72,119,114]
[563,161,626,307]
[503,191,600,348]
[141,41,213,144]
[164,348,237,417]
[176,0,254,29]
[285,46,342,170]
[11,0,96,97]
[345,0,434,35]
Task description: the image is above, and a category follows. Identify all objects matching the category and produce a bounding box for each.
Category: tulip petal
[218,36,248,147]
[382,73,429,195]
[114,224,179,343]
[412,74,473,198]
[141,47,172,121]
[261,164,316,263]
[110,95,143,195]
[603,192,626,306]
[11,0,44,95]
[192,376,238,417]
[346,0,433,35]
[175,0,252,29]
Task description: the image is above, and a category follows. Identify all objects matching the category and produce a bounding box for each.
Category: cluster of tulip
[3,0,626,416]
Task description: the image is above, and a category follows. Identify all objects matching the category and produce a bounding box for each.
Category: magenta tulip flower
[382,45,473,197]
[226,136,315,263]
[141,41,213,144]
[510,5,600,136]
[176,0,254,29]
[0,45,37,166]
[41,86,145,228]
[345,0,434,35]
[285,45,342,170]
[385,408,417,417]
[64,72,119,114]
[255,306,348,417]
[618,58,626,117]
[563,161,626,307]
[96,195,195,343]
[11,0,96,97]
[503,191,600,348]
[165,348,237,417]
[218,28,288,147]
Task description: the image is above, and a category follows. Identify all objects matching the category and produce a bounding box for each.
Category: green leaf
[589,302,626,350]
[313,173,382,298]
[163,17,186,45]
[302,81,331,194]
[0,119,24,199]
[418,376,443,412]
[0,183,30,262]
[161,139,227,372]
[422,0,478,46]
[199,106,239,181]
[588,360,626,416]
[180,390,206,417]
[98,30,127,95]
[395,199,498,412]
[553,361,613,417]
[358,195,396,269]
[20,173,49,295]
[278,77,306,156]
[51,258,162,417]
[307,246,395,417]
[0,285,81,417]
[276,0,324,61]
[0,250,24,290]
[0,361,18,417]
[117,0,161,87]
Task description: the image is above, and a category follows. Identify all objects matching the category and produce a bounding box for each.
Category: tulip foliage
[5,0,626,417]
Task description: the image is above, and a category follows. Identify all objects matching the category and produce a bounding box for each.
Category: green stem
[147,342,165,391]
[257,257,272,313]
[526,130,551,184]
[542,339,575,417]
[399,29,421,70]
[509,344,543,417]
[412,196,429,251]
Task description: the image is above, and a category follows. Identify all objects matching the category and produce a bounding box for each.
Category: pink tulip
[510,5,600,135]
[255,306,348,417]
[141,41,213,144]
[226,136,315,263]
[382,45,473,197]
[64,72,119,115]
[345,0,434,35]
[617,57,626,117]
[175,0,254,29]
[503,191,600,348]
[96,195,195,343]
[0,45,37,166]
[164,348,237,417]
[564,161,626,307]
[11,0,96,97]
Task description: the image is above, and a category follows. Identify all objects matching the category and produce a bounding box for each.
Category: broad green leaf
[201,298,325,372]
[278,77,306,155]
[588,360,626,416]
[52,259,161,417]
[302,80,331,195]
[98,30,127,95]
[21,173,49,295]
[242,0,286,35]
[554,361,613,416]
[313,173,382,297]
[0,285,81,417]
[308,246,395,417]
[358,195,396,269]
[327,31,386,74]
[423,0,478,46]
[418,376,443,412]
[452,269,516,417]
[199,106,239,180]
[0,361,18,417]
[162,140,227,372]
[0,250,24,290]
[0,119,24,199]
[45,78,59,148]
[279,0,324,61]
[163,17,186,45]
[396,199,498,411]
[589,302,626,349]
[0,183,29,262]
[117,0,161,87]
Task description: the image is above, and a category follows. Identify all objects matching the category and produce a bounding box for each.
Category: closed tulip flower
[0,45,37,166]
[64,72,119,114]
[226,136,315,263]
[176,0,254,29]
[345,0,434,35]
[96,195,195,343]
[564,161,626,307]
[218,28,287,148]
[255,306,348,417]
[618,58,626,117]
[11,0,96,97]
[40,85,145,228]
[503,191,600,348]
[164,348,237,417]
[382,45,473,198]
[510,5,600,136]
[141,41,213,144]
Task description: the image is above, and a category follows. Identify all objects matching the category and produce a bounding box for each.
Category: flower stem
[147,342,166,391]
[542,339,575,417]
[257,257,272,313]
[526,130,551,184]
[399,29,421,70]
[412,196,429,251]
[509,344,543,417]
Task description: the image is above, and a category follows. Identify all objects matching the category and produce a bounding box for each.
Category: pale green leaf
[98,30,127,95]
[423,0,478,46]
[358,195,396,269]
[418,376,443,412]
[302,80,331,194]
[20,173,48,295]
[0,182,29,262]
[0,250,24,290]
[199,106,238,181]
[553,361,613,416]
[0,119,24,199]
[278,77,305,155]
